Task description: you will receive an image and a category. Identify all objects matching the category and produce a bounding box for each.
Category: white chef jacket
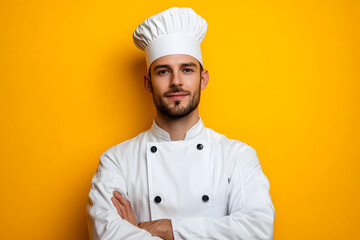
[87,118,275,239]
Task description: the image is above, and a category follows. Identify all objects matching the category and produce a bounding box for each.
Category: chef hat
[133,7,207,71]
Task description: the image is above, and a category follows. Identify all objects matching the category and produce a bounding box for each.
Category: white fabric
[87,118,275,239]
[133,7,207,70]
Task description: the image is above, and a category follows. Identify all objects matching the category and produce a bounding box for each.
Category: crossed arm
[111,190,174,240]
[88,147,274,239]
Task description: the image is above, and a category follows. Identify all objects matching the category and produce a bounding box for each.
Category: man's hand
[139,220,174,240]
[111,191,174,240]
[111,190,138,226]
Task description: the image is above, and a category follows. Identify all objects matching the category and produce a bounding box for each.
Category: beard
[152,86,201,119]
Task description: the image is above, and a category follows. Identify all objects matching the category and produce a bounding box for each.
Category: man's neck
[155,109,200,141]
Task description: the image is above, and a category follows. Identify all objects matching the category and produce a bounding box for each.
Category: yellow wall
[1,0,359,239]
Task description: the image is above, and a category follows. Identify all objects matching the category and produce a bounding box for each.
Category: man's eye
[183,68,193,73]
[158,70,168,75]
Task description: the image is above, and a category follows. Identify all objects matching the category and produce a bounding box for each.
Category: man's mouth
[166,93,188,100]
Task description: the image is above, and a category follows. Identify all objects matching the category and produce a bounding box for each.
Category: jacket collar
[150,116,205,142]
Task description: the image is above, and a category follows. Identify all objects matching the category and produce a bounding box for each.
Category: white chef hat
[133,7,207,71]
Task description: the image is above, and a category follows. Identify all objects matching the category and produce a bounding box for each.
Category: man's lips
[165,93,188,100]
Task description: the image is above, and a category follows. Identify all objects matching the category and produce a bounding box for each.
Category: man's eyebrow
[153,64,170,71]
[152,62,198,71]
[181,62,197,67]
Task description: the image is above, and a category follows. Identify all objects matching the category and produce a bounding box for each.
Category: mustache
[163,87,191,96]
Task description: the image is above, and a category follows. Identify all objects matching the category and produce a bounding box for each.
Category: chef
[87,7,275,240]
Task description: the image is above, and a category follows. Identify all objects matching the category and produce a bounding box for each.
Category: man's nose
[170,71,183,87]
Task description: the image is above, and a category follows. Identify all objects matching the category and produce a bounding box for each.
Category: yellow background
[1,0,359,239]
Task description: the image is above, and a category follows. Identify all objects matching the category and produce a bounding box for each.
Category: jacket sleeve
[87,150,162,240]
[171,146,275,240]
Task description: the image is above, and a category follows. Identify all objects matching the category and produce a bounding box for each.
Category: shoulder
[204,127,249,151]
[101,129,150,160]
[204,127,260,169]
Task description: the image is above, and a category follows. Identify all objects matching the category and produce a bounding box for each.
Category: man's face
[145,54,208,119]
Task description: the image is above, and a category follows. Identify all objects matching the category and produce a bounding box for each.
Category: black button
[202,195,209,202]
[197,144,203,150]
[151,146,157,153]
[154,196,161,203]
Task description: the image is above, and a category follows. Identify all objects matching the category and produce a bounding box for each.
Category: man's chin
[159,106,193,119]
[154,94,199,119]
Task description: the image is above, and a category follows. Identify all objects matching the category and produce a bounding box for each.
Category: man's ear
[144,75,153,93]
[200,69,209,90]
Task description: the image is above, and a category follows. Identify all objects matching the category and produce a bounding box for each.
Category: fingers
[111,190,138,227]
[113,191,133,215]
[111,196,125,217]
[113,190,131,208]
[111,191,131,218]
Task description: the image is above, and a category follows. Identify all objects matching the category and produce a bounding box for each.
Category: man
[87,7,275,240]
